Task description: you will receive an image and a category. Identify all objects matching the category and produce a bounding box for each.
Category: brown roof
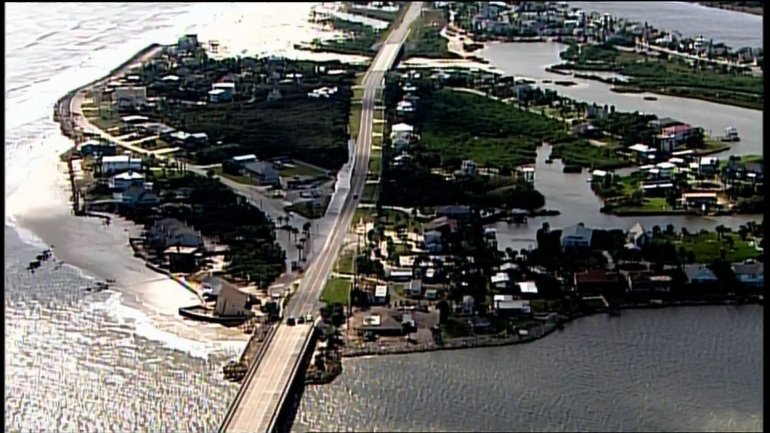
[575,270,621,284]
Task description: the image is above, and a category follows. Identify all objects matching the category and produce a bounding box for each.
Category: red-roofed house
[656,124,698,153]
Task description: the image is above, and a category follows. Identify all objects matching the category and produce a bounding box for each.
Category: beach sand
[10,133,247,344]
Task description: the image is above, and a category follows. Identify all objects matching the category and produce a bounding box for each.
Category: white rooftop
[392,123,414,133]
[629,143,651,153]
[518,281,538,294]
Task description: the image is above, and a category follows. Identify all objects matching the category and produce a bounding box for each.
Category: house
[114,86,147,110]
[627,222,649,248]
[407,279,423,297]
[425,289,438,301]
[396,100,415,114]
[657,124,697,152]
[115,186,158,207]
[648,117,683,131]
[223,154,258,174]
[732,262,764,288]
[137,122,176,138]
[108,171,145,191]
[461,295,475,315]
[423,230,443,254]
[493,295,531,317]
[624,271,672,293]
[424,216,458,234]
[517,281,538,296]
[561,223,594,249]
[242,161,280,186]
[373,285,389,305]
[211,82,235,101]
[121,115,149,130]
[436,205,471,221]
[491,272,511,290]
[148,218,204,249]
[78,139,117,157]
[574,270,625,295]
[681,192,718,211]
[519,166,535,183]
[164,245,199,273]
[682,264,719,286]
[177,34,200,52]
[387,268,413,282]
[215,282,252,317]
[390,123,414,141]
[100,155,142,176]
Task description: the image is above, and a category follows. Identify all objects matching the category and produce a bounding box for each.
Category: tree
[652,225,662,238]
[666,224,675,236]
[206,169,215,179]
[715,224,726,240]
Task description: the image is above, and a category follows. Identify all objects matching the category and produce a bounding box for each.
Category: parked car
[287,316,296,326]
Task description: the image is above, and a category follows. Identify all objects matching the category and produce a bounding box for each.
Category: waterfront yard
[549,138,631,170]
[674,231,760,263]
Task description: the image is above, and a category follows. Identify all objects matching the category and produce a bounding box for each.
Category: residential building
[242,161,280,186]
[100,155,142,176]
[148,218,204,249]
[681,192,718,211]
[732,262,764,288]
[115,186,158,207]
[373,285,389,305]
[627,222,649,248]
[215,282,252,317]
[682,264,719,286]
[78,140,117,157]
[517,281,539,296]
[461,159,477,176]
[423,230,443,254]
[436,205,471,221]
[574,270,625,295]
[387,268,413,282]
[114,86,147,110]
[493,295,531,317]
[390,123,414,141]
[561,222,594,249]
[108,171,145,191]
[624,271,672,293]
[491,272,511,290]
[407,279,423,297]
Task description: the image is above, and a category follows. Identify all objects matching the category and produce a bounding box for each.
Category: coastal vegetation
[403,7,458,59]
[556,43,763,110]
[304,5,405,57]
[698,1,764,16]
[321,277,352,305]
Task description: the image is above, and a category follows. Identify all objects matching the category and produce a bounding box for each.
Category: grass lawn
[368,154,381,175]
[740,154,763,164]
[349,102,362,141]
[212,166,258,185]
[403,7,457,59]
[441,317,472,339]
[674,231,760,263]
[335,250,355,274]
[361,183,378,203]
[320,277,352,304]
[550,138,630,170]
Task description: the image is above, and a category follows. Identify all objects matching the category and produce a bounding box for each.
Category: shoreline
[339,297,761,360]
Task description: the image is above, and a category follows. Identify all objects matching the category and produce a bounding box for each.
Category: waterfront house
[519,166,535,183]
[78,139,117,157]
[242,161,280,186]
[373,285,389,305]
[561,223,594,249]
[424,216,458,234]
[115,186,158,207]
[624,271,672,294]
[626,222,649,248]
[121,115,149,130]
[573,270,625,296]
[164,245,199,273]
[682,264,718,287]
[491,272,511,290]
[148,218,204,249]
[212,82,235,100]
[681,192,718,212]
[108,171,145,191]
[732,261,764,289]
[177,34,199,52]
[223,154,257,174]
[100,155,142,176]
[493,295,531,318]
[215,282,252,317]
[517,281,539,296]
[387,268,413,282]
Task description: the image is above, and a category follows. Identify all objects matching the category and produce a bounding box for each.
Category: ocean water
[4,3,361,432]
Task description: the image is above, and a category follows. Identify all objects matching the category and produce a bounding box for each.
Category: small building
[491,272,511,290]
[212,82,236,100]
[624,271,672,294]
[177,34,200,52]
[425,289,438,301]
[732,262,764,288]
[424,216,458,234]
[121,115,149,128]
[461,159,477,176]
[215,283,252,317]
[387,268,413,282]
[208,89,227,103]
[164,245,199,273]
[561,222,594,249]
[517,281,538,296]
[100,155,142,176]
[627,222,649,248]
[242,161,280,186]
[108,171,145,191]
[423,230,443,254]
[373,285,389,305]
[461,295,475,315]
[407,279,423,298]
[519,166,535,183]
[493,295,531,317]
[682,264,719,286]
[78,140,117,157]
[115,186,158,207]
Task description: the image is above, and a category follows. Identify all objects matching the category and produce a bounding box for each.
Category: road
[220,3,424,433]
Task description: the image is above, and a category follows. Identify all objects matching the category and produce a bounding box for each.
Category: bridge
[218,3,424,433]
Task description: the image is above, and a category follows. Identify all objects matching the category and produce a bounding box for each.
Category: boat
[643,96,657,101]
[722,126,740,142]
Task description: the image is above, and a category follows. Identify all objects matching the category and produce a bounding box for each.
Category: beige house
[215,283,252,317]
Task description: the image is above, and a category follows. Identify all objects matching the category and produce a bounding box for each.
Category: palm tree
[296,243,304,262]
[715,224,726,240]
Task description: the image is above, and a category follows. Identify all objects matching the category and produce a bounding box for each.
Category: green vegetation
[334,250,355,274]
[212,166,258,185]
[279,163,328,179]
[361,183,379,203]
[342,4,399,22]
[441,317,472,339]
[666,230,760,263]
[557,43,763,110]
[403,7,458,59]
[320,277,352,304]
[549,138,631,170]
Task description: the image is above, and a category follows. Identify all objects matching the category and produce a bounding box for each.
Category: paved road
[220,3,424,433]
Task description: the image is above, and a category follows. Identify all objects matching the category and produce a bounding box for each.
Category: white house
[627,222,649,248]
[517,281,538,295]
[390,123,414,141]
[461,159,477,176]
[108,171,145,191]
[493,295,531,316]
[114,86,147,110]
[101,155,142,175]
[215,283,252,317]
[561,223,594,249]
[491,272,510,290]
[682,264,718,285]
